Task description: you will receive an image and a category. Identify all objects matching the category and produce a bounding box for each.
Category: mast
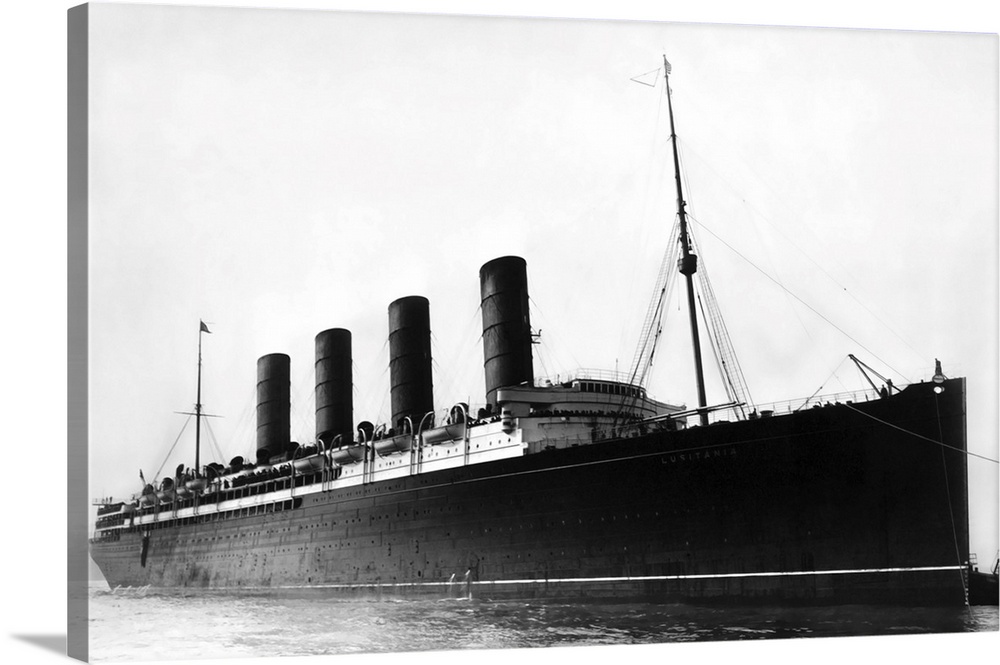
[664,56,709,426]
[195,320,210,471]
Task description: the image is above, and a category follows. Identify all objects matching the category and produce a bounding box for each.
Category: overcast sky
[0,2,996,665]
[82,2,998,563]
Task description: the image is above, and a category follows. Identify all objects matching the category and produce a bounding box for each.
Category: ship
[90,58,974,606]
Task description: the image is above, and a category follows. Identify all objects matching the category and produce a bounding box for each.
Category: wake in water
[102,585,151,597]
[86,583,998,663]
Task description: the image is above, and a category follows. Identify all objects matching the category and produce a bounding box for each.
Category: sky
[83,2,999,564]
[0,2,996,665]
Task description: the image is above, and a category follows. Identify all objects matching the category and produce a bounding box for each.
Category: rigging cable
[695,292,745,416]
[358,337,390,427]
[841,402,998,464]
[523,297,555,382]
[152,414,192,481]
[290,369,315,443]
[433,302,487,408]
[679,137,818,347]
[629,66,662,87]
[688,214,911,383]
[695,293,732,402]
[627,220,681,387]
[619,73,670,362]
[526,287,584,381]
[689,227,753,414]
[934,394,972,607]
[675,137,925,363]
[795,356,853,411]
[221,384,259,464]
[201,417,227,465]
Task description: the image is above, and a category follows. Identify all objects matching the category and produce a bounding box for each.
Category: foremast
[194,320,211,472]
[664,56,709,426]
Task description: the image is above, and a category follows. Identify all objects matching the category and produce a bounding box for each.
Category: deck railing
[719,387,885,423]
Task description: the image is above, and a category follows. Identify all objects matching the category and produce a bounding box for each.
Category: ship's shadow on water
[88,585,998,662]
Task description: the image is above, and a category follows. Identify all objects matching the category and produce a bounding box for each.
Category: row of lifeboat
[309,408,470,468]
[137,404,478,508]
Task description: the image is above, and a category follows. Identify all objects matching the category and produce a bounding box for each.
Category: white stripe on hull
[253,564,965,591]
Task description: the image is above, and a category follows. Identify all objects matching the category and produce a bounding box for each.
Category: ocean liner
[90,59,973,605]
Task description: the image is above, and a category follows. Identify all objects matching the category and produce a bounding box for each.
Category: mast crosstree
[174,320,221,475]
[195,320,209,470]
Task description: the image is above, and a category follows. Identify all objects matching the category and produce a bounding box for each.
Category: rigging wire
[696,293,731,402]
[627,220,681,387]
[289,369,315,443]
[688,228,753,414]
[842,402,998,464]
[631,129,751,415]
[676,137,925,363]
[152,414,192,481]
[681,138,816,345]
[202,417,227,464]
[355,338,390,426]
[616,66,673,372]
[795,355,853,411]
[934,395,973,607]
[629,66,662,87]
[619,79,670,362]
[223,384,259,462]
[432,303,486,408]
[527,289,583,379]
[688,214,911,383]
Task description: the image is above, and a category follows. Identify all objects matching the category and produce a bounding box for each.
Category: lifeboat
[156,478,176,503]
[330,444,367,465]
[374,433,413,456]
[422,421,466,445]
[292,454,328,473]
[185,477,208,492]
[138,484,157,507]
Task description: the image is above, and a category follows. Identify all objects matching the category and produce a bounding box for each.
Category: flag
[200,320,212,334]
[664,59,672,75]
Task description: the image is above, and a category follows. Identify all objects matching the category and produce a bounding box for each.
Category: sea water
[87,582,997,663]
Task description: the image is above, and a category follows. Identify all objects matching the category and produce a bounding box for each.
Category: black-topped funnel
[315,328,353,447]
[256,353,290,461]
[480,256,533,406]
[388,296,434,431]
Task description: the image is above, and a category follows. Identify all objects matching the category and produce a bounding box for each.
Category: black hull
[968,570,999,606]
[92,379,970,605]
